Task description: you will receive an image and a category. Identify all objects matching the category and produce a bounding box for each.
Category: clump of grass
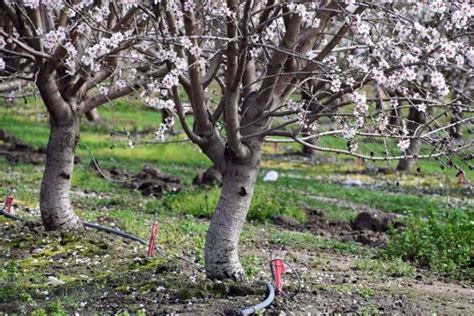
[270,230,364,254]
[241,253,263,279]
[385,209,473,279]
[355,258,416,277]
[249,186,306,222]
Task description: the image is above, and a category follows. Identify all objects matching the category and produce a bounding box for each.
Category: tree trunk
[388,106,400,131]
[397,107,426,172]
[204,146,261,280]
[40,116,82,230]
[85,108,101,122]
[302,135,317,157]
[396,138,421,171]
[193,164,223,186]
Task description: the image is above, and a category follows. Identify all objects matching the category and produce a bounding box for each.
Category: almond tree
[149,0,473,280]
[0,1,169,230]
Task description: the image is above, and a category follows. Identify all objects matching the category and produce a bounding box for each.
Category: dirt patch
[193,166,222,186]
[91,162,183,197]
[273,203,399,247]
[0,129,46,164]
[0,129,81,165]
[352,211,400,232]
[303,209,390,246]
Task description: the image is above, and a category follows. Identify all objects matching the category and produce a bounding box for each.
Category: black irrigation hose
[237,258,303,314]
[0,206,28,222]
[0,203,204,270]
[0,204,171,258]
[239,281,275,315]
[83,221,170,259]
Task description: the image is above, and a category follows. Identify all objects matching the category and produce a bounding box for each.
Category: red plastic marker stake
[5,195,14,214]
[271,259,285,295]
[147,222,159,257]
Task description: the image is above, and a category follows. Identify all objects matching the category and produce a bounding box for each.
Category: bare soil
[0,129,46,164]
[90,162,184,197]
[0,129,81,165]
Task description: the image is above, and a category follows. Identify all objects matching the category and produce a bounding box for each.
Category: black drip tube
[238,281,275,315]
[0,204,169,258]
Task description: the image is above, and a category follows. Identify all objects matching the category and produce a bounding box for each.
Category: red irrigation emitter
[271,258,285,295]
[147,221,160,257]
[5,195,14,214]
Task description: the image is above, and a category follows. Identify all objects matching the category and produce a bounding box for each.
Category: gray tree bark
[203,91,265,280]
[204,145,261,280]
[40,115,83,230]
[397,107,426,172]
[302,134,317,157]
[85,108,101,122]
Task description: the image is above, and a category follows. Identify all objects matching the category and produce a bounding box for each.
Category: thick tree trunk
[397,107,426,172]
[388,106,400,131]
[302,135,317,157]
[85,108,101,122]
[204,146,261,280]
[40,116,82,230]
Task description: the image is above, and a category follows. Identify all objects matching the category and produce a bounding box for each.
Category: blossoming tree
[0,0,170,230]
[148,0,473,280]
[1,0,472,281]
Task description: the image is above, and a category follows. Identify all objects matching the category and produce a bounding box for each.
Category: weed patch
[355,258,416,277]
[385,209,473,279]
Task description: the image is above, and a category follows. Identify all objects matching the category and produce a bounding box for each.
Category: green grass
[385,208,474,279]
[155,184,307,223]
[269,229,365,254]
[276,177,465,216]
[355,258,416,278]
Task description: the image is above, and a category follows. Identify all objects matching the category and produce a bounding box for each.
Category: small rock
[46,276,65,286]
[263,170,279,182]
[343,179,364,187]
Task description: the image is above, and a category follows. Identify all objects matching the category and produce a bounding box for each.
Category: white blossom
[397,139,410,152]
[162,72,179,89]
[430,71,449,96]
[351,92,368,114]
[330,78,341,92]
[44,28,67,50]
[342,125,357,139]
[189,45,202,58]
[372,69,386,85]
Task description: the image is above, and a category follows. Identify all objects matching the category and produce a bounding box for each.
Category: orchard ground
[0,99,473,315]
